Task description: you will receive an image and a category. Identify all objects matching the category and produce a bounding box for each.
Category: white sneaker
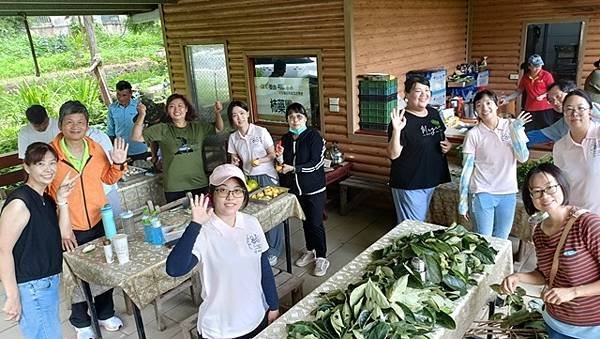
[268,255,278,266]
[313,257,330,277]
[98,316,123,331]
[74,326,96,339]
[295,250,316,267]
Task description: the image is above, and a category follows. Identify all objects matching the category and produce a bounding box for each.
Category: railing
[0,151,24,188]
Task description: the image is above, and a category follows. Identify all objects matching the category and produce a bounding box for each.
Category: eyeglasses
[564,106,590,116]
[214,187,245,198]
[529,184,559,199]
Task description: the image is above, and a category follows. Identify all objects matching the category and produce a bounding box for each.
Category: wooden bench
[339,175,390,215]
[180,269,304,339]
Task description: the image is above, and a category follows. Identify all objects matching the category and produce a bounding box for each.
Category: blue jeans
[249,174,284,258]
[17,274,62,339]
[391,187,435,224]
[470,193,516,239]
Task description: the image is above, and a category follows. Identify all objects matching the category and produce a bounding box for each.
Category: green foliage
[288,225,498,338]
[0,17,24,35]
[517,155,554,188]
[488,284,548,338]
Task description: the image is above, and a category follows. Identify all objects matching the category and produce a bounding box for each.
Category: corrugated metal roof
[0,1,175,16]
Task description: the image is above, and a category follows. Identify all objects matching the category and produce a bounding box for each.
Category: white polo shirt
[228,124,278,179]
[191,212,268,339]
[462,118,519,194]
[553,121,600,214]
[17,118,60,159]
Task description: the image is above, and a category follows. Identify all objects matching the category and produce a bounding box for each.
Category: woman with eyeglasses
[501,163,600,339]
[458,89,531,239]
[165,164,279,339]
[552,89,600,214]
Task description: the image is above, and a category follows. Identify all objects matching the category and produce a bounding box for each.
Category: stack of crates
[358,74,397,132]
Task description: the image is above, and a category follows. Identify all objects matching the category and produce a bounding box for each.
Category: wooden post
[82,16,112,106]
[21,14,41,77]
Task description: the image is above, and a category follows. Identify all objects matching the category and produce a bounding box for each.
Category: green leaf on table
[390,302,405,320]
[330,309,345,336]
[352,329,366,339]
[424,255,442,284]
[353,297,364,318]
[366,321,391,339]
[436,311,457,329]
[350,282,367,306]
[366,279,390,308]
[442,274,467,294]
[388,274,409,302]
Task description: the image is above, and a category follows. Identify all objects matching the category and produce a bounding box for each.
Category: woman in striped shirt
[501,163,600,339]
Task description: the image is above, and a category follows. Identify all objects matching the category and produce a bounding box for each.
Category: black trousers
[298,191,327,258]
[199,312,269,339]
[525,109,561,131]
[69,224,115,328]
[164,186,209,203]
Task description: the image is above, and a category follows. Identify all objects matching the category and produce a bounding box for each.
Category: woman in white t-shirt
[226,100,283,266]
[166,164,279,339]
[458,89,531,238]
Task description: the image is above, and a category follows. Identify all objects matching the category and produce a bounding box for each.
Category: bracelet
[57,201,68,206]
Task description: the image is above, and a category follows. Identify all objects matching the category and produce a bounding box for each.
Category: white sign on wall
[254,77,311,123]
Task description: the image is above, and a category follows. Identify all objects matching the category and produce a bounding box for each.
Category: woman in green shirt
[132,93,224,202]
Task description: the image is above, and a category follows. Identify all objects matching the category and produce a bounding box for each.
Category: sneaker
[313,257,330,277]
[295,250,316,267]
[98,316,123,331]
[74,326,96,339]
[268,255,278,266]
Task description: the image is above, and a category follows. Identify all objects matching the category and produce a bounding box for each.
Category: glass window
[185,44,231,121]
[249,56,320,128]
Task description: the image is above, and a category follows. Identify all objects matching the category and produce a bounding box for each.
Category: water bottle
[100,204,117,240]
[150,215,165,246]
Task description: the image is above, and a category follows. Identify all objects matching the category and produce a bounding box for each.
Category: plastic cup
[103,244,114,264]
[112,234,130,265]
[120,210,135,236]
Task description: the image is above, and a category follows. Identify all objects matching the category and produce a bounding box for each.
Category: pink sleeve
[462,129,477,154]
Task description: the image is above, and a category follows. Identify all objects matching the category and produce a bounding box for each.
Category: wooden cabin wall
[160,0,347,138]
[345,0,469,179]
[470,0,600,95]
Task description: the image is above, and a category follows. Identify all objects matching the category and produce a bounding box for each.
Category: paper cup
[112,234,130,265]
[103,244,114,264]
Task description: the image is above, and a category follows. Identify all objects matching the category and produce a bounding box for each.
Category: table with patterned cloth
[62,193,305,339]
[255,220,513,339]
[428,180,532,244]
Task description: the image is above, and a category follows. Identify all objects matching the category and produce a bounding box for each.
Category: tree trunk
[82,16,111,106]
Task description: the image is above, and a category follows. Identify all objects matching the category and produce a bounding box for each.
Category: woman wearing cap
[0,142,78,339]
[275,102,329,277]
[226,100,283,266]
[553,89,600,214]
[165,164,279,339]
[458,89,531,239]
[131,93,224,202]
[387,76,452,224]
[501,163,600,338]
[500,54,558,131]
[584,58,600,105]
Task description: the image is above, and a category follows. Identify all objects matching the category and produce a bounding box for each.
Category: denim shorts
[17,274,62,339]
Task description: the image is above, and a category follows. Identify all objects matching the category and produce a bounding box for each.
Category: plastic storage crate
[358,78,398,96]
[358,94,396,125]
[359,122,389,132]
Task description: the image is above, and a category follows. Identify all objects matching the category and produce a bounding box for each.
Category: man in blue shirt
[527,80,600,146]
[107,80,150,160]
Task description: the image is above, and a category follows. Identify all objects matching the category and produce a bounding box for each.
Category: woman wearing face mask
[500,54,557,131]
[275,103,329,277]
[165,164,279,339]
[458,89,531,239]
[131,93,224,202]
[387,75,452,224]
[0,143,78,339]
[552,89,600,214]
[226,100,283,266]
[501,163,600,339]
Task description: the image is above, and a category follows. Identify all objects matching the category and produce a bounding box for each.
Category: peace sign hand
[56,172,80,203]
[190,194,213,225]
[110,137,129,165]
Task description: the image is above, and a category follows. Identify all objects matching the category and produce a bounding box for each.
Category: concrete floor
[0,201,538,339]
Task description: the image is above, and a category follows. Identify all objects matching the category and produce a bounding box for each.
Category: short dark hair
[473,89,498,106]
[227,100,249,127]
[58,100,89,125]
[521,163,570,215]
[25,105,48,125]
[562,88,594,111]
[209,177,249,209]
[165,93,198,122]
[404,75,430,93]
[286,102,308,119]
[547,79,577,93]
[116,80,132,92]
[23,142,58,166]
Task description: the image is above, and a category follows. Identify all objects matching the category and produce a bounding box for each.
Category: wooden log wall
[470,0,600,95]
[161,0,347,138]
[347,0,469,179]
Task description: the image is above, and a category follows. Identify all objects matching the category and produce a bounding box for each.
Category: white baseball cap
[209,164,247,187]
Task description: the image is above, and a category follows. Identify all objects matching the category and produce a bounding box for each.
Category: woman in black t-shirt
[387,76,452,224]
[0,142,77,339]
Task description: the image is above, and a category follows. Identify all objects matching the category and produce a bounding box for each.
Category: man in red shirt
[500,54,558,131]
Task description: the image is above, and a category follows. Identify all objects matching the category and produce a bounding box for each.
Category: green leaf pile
[288,225,498,338]
[487,284,548,338]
